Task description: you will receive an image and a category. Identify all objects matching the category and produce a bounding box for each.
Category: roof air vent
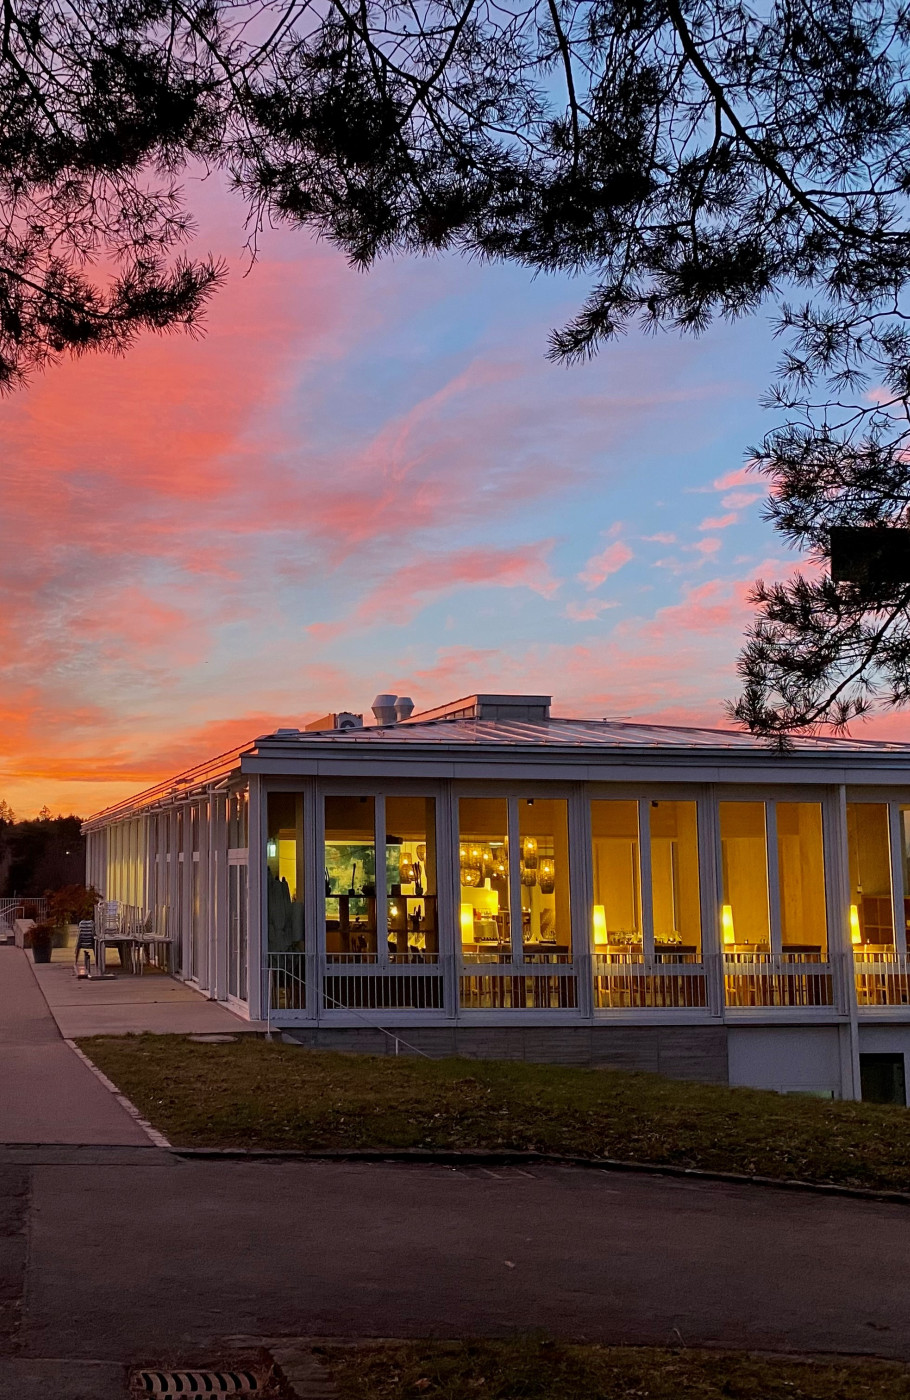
[371,693,398,726]
[394,696,414,722]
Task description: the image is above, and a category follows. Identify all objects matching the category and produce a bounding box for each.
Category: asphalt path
[0,1147,908,1391]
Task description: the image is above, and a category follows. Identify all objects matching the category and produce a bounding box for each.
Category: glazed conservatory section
[262,789,910,1023]
[86,784,910,1023]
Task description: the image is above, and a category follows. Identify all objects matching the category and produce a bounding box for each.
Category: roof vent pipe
[394,696,414,723]
[371,693,398,726]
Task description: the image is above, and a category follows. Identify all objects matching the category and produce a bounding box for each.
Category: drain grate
[132,1369,262,1395]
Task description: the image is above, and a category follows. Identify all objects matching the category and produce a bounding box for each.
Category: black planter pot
[31,938,52,964]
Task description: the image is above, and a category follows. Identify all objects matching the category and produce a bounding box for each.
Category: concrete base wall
[727,1025,846,1098]
[285,1023,730,1085]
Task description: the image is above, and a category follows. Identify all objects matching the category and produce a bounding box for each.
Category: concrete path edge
[65,1040,171,1148]
[168,1145,910,1206]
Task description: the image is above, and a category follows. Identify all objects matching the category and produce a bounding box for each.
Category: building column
[247,776,264,1021]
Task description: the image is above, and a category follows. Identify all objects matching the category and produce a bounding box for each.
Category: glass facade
[459,798,510,961]
[518,798,570,961]
[267,792,305,953]
[324,795,377,960]
[591,801,641,951]
[847,803,894,947]
[386,796,438,961]
[719,802,771,950]
[777,803,827,956]
[650,800,701,957]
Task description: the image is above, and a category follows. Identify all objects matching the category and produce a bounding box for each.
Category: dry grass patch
[76,1034,910,1191]
[325,1341,910,1400]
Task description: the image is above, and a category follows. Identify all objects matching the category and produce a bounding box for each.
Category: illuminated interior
[591,800,641,949]
[385,796,438,961]
[777,802,827,956]
[650,800,701,955]
[266,792,304,953]
[458,797,510,961]
[847,803,894,948]
[518,798,570,961]
[324,795,378,960]
[719,803,771,950]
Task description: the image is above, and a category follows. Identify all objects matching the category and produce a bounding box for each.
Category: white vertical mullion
[181,802,193,978]
[508,797,522,964]
[375,795,389,968]
[569,783,593,1018]
[698,785,723,1017]
[311,785,325,1017]
[247,776,264,1020]
[638,799,654,957]
[214,790,229,1000]
[438,781,458,1019]
[200,794,212,993]
[889,802,907,958]
[828,785,860,1096]
[766,802,782,957]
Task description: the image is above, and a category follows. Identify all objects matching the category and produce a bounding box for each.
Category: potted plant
[27,920,55,964]
[46,884,98,949]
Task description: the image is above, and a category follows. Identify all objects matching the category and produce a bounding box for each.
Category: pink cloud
[713,466,753,490]
[642,532,677,544]
[578,540,633,589]
[722,490,764,509]
[693,537,722,556]
[698,513,738,531]
[564,599,618,622]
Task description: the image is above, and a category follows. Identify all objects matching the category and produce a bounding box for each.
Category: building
[83,692,910,1103]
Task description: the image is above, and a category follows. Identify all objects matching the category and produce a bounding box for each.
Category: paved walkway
[0,1150,909,1387]
[0,948,150,1145]
[32,948,257,1037]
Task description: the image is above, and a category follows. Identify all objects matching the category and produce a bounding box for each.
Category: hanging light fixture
[520,861,537,887]
[461,866,482,888]
[481,845,495,877]
[521,836,538,869]
[538,857,555,894]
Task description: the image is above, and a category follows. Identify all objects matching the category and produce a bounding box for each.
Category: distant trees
[0,811,85,896]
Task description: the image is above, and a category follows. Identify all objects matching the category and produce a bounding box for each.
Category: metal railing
[459,966,578,1011]
[0,896,47,922]
[723,954,834,1008]
[267,950,307,1011]
[323,964,444,1010]
[593,954,709,1010]
[854,952,910,1008]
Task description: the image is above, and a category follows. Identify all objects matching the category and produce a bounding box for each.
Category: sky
[3,178,907,819]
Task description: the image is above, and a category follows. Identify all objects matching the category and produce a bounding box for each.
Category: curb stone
[168,1146,910,1205]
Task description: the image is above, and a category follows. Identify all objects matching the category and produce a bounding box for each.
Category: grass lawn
[77,1034,910,1191]
[324,1342,910,1400]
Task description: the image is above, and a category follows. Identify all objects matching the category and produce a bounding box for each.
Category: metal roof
[82,714,910,829]
[256,715,910,752]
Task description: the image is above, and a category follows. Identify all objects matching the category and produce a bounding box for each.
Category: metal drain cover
[131,1369,262,1394]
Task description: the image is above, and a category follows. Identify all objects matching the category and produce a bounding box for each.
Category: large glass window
[386,797,438,961]
[591,801,641,952]
[518,798,571,961]
[267,793,305,954]
[324,796,377,960]
[719,803,770,950]
[650,800,701,957]
[459,798,510,961]
[847,803,893,948]
[227,862,248,1001]
[777,802,827,956]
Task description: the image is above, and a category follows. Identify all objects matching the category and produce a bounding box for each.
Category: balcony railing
[723,953,834,1008]
[267,950,307,1012]
[459,966,578,1011]
[854,953,910,1009]
[593,954,709,1010]
[323,964,444,1011]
